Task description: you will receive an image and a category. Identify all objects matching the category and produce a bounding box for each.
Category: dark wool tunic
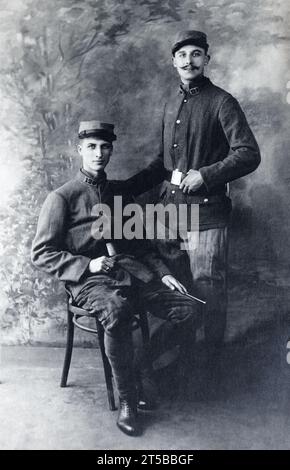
[31,170,171,298]
[126,76,261,230]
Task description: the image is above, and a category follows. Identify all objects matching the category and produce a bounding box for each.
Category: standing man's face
[78,137,113,174]
[172,44,209,84]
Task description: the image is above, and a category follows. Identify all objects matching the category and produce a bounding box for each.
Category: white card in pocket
[171,169,183,186]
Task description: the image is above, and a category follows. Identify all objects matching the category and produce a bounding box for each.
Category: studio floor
[1,326,290,450]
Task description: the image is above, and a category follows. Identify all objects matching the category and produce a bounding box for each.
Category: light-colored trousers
[185,227,228,349]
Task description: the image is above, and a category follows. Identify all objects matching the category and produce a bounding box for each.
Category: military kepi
[78,120,117,142]
[172,30,209,55]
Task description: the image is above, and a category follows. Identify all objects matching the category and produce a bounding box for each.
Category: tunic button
[173,143,178,148]
[184,99,187,103]
[204,198,208,203]
[176,119,180,124]
[99,210,103,216]
[171,190,175,194]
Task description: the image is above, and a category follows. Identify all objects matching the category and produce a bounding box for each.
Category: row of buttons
[173,103,184,147]
[174,108,183,147]
[173,96,206,200]
[173,120,181,149]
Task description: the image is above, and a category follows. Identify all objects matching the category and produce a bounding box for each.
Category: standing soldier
[126,30,261,393]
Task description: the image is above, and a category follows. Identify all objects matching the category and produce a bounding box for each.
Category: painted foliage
[0,0,289,344]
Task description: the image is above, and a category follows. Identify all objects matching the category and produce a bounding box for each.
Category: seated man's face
[78,137,113,174]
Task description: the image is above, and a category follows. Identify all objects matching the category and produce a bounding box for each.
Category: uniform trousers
[74,272,201,400]
[185,227,228,363]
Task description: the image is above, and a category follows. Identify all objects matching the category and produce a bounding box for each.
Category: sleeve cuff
[71,256,91,283]
[199,167,212,191]
[156,267,172,279]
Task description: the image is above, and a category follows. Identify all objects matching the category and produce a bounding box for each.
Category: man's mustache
[182,65,200,70]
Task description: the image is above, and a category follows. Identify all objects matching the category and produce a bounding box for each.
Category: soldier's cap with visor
[172,30,209,55]
[78,120,117,143]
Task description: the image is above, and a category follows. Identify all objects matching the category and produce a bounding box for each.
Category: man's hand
[179,170,203,194]
[89,256,116,274]
[161,274,188,294]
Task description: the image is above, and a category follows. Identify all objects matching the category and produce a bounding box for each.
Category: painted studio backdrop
[0,0,289,345]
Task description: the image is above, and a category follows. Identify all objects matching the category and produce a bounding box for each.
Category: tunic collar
[77,168,107,186]
[178,75,211,95]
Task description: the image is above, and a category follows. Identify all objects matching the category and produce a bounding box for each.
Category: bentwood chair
[60,288,150,411]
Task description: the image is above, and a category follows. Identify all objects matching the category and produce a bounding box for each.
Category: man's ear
[77,143,82,156]
[204,54,210,66]
[172,55,177,69]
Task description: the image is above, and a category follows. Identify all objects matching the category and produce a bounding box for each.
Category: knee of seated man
[101,296,134,335]
[169,301,197,323]
[171,297,203,328]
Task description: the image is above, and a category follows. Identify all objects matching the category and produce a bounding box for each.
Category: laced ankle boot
[117,397,140,436]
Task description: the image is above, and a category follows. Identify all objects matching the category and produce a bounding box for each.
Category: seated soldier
[31,120,201,437]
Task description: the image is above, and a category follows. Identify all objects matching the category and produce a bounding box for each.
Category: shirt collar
[77,168,107,186]
[178,75,210,95]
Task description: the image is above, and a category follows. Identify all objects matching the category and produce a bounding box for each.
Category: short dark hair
[172,30,209,56]
[172,42,209,56]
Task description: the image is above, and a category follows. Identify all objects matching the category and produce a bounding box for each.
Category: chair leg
[95,320,116,411]
[60,309,74,387]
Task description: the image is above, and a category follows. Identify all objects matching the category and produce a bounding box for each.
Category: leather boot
[117,398,140,436]
[133,347,158,411]
[136,374,158,411]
